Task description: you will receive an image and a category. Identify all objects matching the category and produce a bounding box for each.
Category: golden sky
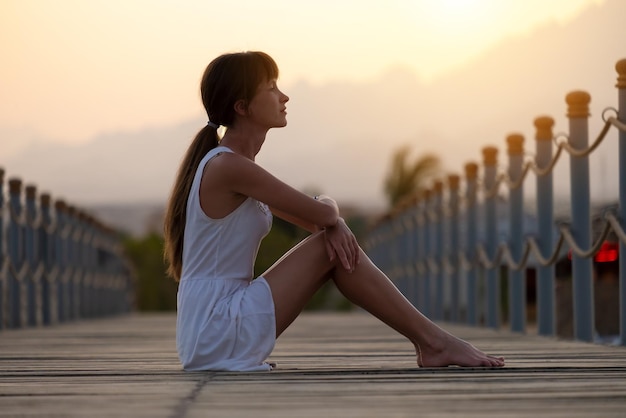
[0,0,605,147]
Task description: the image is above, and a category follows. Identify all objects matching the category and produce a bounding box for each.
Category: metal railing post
[391,214,402,288]
[8,178,25,328]
[482,147,500,329]
[507,134,526,333]
[82,214,95,318]
[24,185,40,326]
[66,206,79,320]
[54,200,68,323]
[433,180,445,320]
[616,59,626,346]
[401,207,414,301]
[534,116,556,336]
[40,194,54,325]
[448,174,461,322]
[566,91,594,342]
[414,196,425,313]
[422,189,433,318]
[408,199,420,307]
[464,162,479,326]
[0,169,4,330]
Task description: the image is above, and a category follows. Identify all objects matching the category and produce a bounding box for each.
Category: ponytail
[163,125,219,281]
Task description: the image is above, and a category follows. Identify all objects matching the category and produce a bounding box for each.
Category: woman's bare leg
[262,232,336,336]
[262,232,504,367]
[330,252,504,367]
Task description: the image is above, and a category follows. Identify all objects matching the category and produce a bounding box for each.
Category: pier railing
[0,170,134,330]
[365,58,626,345]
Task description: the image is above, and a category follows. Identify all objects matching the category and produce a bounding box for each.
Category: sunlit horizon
[0,0,605,147]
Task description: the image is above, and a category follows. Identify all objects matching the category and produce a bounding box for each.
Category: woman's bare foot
[416,332,504,368]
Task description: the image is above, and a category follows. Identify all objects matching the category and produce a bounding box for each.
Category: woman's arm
[215,153,339,229]
[211,154,359,270]
[270,207,318,233]
[270,195,338,233]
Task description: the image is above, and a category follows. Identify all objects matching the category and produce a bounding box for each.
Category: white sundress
[176,146,276,372]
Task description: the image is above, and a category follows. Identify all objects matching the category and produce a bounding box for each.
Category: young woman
[164,51,504,372]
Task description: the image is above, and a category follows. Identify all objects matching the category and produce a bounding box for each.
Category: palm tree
[383,145,441,208]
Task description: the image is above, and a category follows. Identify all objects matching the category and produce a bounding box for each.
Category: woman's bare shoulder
[208,151,270,179]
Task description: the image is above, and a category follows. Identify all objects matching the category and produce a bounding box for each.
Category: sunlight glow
[0,0,607,146]
[427,0,493,26]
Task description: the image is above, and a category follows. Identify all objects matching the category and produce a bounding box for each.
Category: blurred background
[2,0,624,311]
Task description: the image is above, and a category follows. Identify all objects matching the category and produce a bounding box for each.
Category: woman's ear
[233,99,248,116]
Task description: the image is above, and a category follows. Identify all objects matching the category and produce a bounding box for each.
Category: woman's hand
[323,218,360,272]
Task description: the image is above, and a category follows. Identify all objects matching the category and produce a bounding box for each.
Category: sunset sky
[1,0,605,148]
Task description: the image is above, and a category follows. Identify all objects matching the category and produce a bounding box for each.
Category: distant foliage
[383,145,442,208]
[123,214,367,311]
[123,233,177,311]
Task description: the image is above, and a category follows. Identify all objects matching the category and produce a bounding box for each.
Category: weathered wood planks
[1,312,625,417]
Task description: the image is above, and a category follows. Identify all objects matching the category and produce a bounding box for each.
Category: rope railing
[481,113,618,197]
[440,208,623,272]
[365,58,626,345]
[0,170,134,330]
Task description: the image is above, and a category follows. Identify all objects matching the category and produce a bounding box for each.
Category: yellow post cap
[40,193,51,208]
[8,178,22,194]
[534,116,554,141]
[87,214,97,226]
[465,162,479,180]
[433,179,444,194]
[616,58,626,88]
[506,134,524,155]
[447,174,460,190]
[482,146,498,166]
[25,184,37,199]
[55,199,67,212]
[566,90,591,118]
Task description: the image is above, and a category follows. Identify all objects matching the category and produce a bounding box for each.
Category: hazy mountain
[3,0,625,235]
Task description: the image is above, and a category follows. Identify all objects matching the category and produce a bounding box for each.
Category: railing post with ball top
[534,116,556,337]
[483,146,500,329]
[566,90,594,342]
[54,200,68,323]
[422,189,433,318]
[507,134,526,333]
[40,193,55,325]
[8,178,25,328]
[25,184,40,326]
[465,162,479,326]
[433,180,445,320]
[447,174,461,322]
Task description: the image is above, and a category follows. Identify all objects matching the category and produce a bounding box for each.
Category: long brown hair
[163,51,279,281]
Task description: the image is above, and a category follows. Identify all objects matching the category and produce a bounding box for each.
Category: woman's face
[246,79,289,129]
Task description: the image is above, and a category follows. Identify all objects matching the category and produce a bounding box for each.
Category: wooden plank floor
[1,312,626,417]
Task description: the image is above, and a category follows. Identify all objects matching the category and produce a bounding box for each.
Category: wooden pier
[1,312,626,417]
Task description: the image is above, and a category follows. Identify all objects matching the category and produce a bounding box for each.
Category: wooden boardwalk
[1,312,626,417]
